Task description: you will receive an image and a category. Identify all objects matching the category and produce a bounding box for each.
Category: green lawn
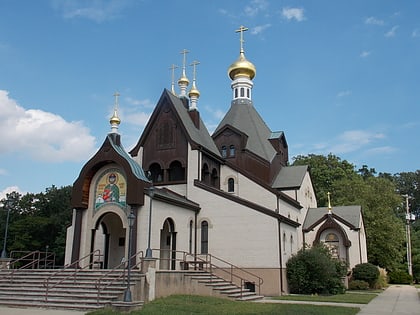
[87,295,360,315]
[273,291,378,304]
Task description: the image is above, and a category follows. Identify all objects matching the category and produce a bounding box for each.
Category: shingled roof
[213,101,276,162]
[271,165,308,189]
[303,205,363,231]
[130,89,220,159]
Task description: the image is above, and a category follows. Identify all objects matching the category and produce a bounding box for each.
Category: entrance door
[92,212,125,269]
[159,218,176,270]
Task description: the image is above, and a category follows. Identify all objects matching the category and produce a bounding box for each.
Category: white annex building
[65,27,367,297]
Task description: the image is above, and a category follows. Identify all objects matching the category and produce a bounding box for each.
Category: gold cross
[180,49,190,73]
[235,25,249,52]
[190,60,200,81]
[113,91,120,109]
[169,64,178,93]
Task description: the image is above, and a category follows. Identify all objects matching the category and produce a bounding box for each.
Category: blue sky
[1,0,419,199]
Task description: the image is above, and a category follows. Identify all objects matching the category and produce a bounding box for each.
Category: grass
[273,291,378,304]
[86,295,360,315]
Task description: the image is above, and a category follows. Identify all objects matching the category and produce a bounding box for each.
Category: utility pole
[404,194,413,276]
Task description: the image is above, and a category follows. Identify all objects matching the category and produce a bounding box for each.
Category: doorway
[159,218,177,270]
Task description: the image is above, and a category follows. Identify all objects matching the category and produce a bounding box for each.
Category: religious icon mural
[95,169,127,209]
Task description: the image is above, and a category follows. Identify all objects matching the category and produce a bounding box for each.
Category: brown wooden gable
[72,133,150,209]
[213,124,272,183]
[130,90,191,185]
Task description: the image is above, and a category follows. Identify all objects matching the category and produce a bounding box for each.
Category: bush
[352,263,379,288]
[388,270,413,284]
[286,244,347,295]
[373,267,388,289]
[348,280,369,290]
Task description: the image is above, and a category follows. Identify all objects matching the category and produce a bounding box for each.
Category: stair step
[0,268,143,311]
[236,295,264,301]
[228,291,256,298]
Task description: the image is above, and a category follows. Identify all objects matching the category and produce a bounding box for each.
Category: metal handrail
[95,250,144,304]
[0,250,43,282]
[43,249,101,302]
[152,249,263,297]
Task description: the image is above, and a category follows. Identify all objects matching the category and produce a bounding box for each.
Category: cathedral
[65,27,367,297]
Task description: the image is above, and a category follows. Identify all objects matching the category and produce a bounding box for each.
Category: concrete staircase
[0,269,144,311]
[186,271,264,301]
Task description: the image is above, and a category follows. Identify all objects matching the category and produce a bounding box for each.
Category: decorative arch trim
[314,215,351,247]
[72,134,150,209]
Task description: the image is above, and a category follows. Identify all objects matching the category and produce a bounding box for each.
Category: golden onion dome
[178,74,190,85]
[228,51,256,80]
[110,110,121,125]
[188,84,200,98]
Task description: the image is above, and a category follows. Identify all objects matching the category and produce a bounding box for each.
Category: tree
[2,186,72,266]
[292,154,406,271]
[293,153,357,206]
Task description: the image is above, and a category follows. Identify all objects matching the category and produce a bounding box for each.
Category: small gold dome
[188,85,200,98]
[228,52,256,80]
[178,74,190,85]
[110,110,121,125]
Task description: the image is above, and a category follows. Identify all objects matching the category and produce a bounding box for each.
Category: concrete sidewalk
[357,285,419,315]
[256,285,419,314]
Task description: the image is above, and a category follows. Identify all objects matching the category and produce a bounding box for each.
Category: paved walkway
[257,285,419,314]
[357,285,419,315]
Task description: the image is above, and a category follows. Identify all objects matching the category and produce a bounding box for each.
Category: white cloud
[281,7,305,22]
[337,90,352,98]
[125,97,154,108]
[365,146,396,155]
[329,130,385,154]
[385,25,399,37]
[0,186,23,201]
[365,16,384,26]
[123,111,151,127]
[412,29,420,38]
[244,0,269,17]
[0,90,96,162]
[360,51,371,58]
[251,24,271,35]
[51,0,131,22]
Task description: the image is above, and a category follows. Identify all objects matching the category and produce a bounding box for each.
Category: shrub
[286,244,347,295]
[373,267,388,289]
[388,270,413,284]
[352,263,379,288]
[348,280,369,290]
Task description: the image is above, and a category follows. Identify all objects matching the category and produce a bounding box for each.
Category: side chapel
[66,26,368,296]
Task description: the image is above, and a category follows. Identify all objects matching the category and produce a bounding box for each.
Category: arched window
[290,235,293,253]
[201,163,210,184]
[283,233,286,253]
[247,88,250,98]
[240,87,244,97]
[228,178,234,192]
[189,220,193,254]
[148,163,163,183]
[168,160,185,181]
[201,221,208,254]
[211,168,218,188]
[325,232,339,259]
[235,88,238,98]
[229,145,235,157]
[221,146,227,158]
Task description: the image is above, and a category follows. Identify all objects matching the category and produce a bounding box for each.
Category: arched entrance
[160,218,177,270]
[91,212,125,269]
